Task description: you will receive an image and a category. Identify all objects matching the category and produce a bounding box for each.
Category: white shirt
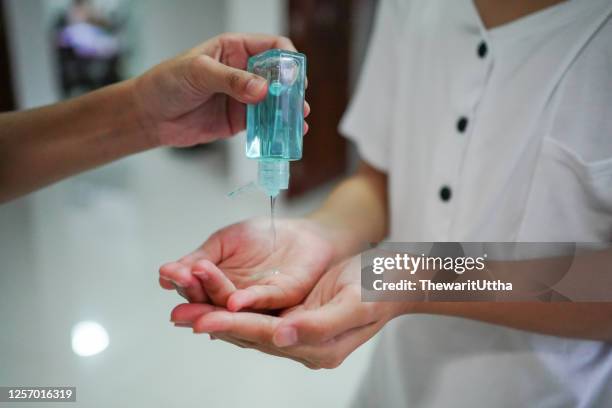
[340,0,612,406]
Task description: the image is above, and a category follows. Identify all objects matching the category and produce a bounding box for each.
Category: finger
[273,287,373,347]
[304,101,310,118]
[185,55,268,104]
[184,231,225,266]
[159,276,175,290]
[159,262,208,302]
[227,97,247,135]
[227,285,293,312]
[193,310,280,346]
[196,309,365,370]
[206,315,338,370]
[177,247,212,266]
[192,260,237,306]
[170,303,221,324]
[159,262,188,286]
[303,122,309,135]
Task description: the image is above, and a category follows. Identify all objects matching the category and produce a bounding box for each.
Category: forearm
[406,248,612,341]
[0,79,153,203]
[309,161,388,260]
[408,302,612,341]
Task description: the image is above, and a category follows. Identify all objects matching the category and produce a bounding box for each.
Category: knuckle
[188,54,208,70]
[308,320,331,342]
[320,355,343,369]
[276,35,291,44]
[280,36,293,46]
[207,280,224,295]
[210,33,224,44]
[185,55,210,90]
[227,71,242,92]
[219,32,239,43]
[194,258,212,270]
[317,348,345,369]
[251,292,273,310]
[262,316,278,342]
[296,322,320,343]
[304,361,322,370]
[207,285,221,295]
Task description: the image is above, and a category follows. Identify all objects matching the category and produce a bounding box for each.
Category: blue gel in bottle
[246,49,307,197]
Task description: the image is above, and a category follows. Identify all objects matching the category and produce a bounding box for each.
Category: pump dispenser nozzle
[258,160,289,198]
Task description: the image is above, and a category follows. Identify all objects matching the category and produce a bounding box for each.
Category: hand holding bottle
[0,32,310,203]
[132,33,309,148]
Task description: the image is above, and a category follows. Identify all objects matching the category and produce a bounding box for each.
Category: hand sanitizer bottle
[246,49,307,198]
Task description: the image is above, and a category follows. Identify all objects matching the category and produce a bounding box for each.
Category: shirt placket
[428,33,493,240]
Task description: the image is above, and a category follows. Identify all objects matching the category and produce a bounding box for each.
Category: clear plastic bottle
[246,49,307,197]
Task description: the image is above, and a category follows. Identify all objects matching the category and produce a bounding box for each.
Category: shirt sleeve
[339,0,399,172]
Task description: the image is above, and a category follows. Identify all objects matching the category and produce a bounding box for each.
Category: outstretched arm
[0,33,298,203]
[0,81,148,202]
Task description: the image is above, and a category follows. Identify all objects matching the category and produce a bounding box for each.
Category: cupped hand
[169,256,408,369]
[159,218,339,311]
[132,32,309,147]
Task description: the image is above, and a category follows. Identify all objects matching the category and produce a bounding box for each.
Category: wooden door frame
[0,0,16,112]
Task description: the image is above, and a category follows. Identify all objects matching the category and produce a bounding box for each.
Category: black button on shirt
[477,41,488,58]
[440,186,452,202]
[457,117,468,133]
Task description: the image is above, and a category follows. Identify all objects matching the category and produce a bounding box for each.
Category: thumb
[272,287,372,347]
[184,55,268,104]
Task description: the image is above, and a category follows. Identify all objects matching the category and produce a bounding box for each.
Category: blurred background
[0,0,378,407]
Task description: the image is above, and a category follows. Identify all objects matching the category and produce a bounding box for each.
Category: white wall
[127,0,226,76]
[5,0,59,108]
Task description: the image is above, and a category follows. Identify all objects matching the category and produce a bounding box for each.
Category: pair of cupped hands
[159,218,406,369]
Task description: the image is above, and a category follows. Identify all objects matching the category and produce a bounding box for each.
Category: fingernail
[273,327,297,347]
[246,77,266,97]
